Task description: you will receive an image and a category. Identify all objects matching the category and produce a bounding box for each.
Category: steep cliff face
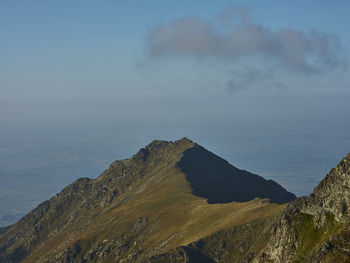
[254,153,350,263]
[0,138,293,263]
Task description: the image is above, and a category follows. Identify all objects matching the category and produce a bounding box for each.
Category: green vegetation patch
[292,212,342,262]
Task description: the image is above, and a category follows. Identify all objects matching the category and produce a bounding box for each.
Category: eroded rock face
[312,153,350,221]
[254,153,350,263]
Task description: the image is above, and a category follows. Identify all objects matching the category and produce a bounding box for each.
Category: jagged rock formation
[254,153,350,263]
[0,138,294,263]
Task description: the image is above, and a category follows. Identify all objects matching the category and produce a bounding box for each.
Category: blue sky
[0,1,350,225]
[1,0,349,99]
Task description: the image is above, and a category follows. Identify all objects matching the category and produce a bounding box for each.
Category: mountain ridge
[0,137,294,262]
[1,138,349,262]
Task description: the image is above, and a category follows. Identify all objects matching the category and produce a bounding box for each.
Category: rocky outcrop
[254,153,350,263]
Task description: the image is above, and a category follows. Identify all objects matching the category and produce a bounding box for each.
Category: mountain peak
[132,138,196,163]
[131,138,295,204]
[176,137,194,144]
[142,137,195,152]
[0,138,296,263]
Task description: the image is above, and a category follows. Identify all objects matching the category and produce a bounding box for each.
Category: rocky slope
[0,138,294,263]
[254,153,350,263]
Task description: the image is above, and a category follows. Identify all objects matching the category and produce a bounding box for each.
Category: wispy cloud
[226,67,275,92]
[146,6,346,76]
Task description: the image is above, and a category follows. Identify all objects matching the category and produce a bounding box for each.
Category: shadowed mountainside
[178,145,296,204]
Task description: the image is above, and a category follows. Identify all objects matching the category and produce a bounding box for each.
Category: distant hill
[3,138,348,262]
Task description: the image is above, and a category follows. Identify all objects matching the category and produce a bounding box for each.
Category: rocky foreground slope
[0,138,295,263]
[254,153,350,263]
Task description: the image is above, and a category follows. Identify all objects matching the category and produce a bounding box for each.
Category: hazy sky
[1,0,349,99]
[1,1,350,226]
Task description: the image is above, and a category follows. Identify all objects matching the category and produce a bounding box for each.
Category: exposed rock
[254,153,350,263]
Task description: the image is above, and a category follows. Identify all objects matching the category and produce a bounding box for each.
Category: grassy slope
[23,168,284,262]
[114,170,284,250]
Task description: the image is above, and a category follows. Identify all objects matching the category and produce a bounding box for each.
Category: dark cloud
[146,6,346,75]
